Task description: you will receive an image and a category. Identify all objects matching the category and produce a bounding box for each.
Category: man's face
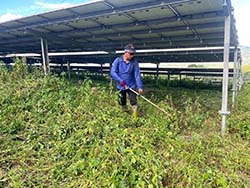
[124,51,135,61]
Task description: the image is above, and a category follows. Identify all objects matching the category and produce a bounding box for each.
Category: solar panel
[0,0,239,63]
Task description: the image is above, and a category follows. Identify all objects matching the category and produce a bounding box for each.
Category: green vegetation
[228,84,250,140]
[242,64,250,73]
[0,59,249,187]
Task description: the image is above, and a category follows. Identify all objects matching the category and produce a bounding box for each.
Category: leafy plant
[0,62,249,187]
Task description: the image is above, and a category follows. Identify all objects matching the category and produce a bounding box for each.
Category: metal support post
[238,60,243,90]
[77,67,80,82]
[237,62,240,90]
[156,63,159,85]
[40,37,49,75]
[101,63,103,76]
[220,13,231,136]
[109,52,113,86]
[60,61,64,73]
[27,59,32,73]
[232,46,238,108]
[67,61,71,80]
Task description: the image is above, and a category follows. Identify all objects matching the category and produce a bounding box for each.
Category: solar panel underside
[0,0,239,63]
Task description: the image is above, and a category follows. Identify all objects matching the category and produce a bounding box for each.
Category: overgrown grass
[242,64,250,73]
[0,59,249,187]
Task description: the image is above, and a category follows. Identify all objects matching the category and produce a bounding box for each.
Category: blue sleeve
[110,58,123,83]
[134,61,143,89]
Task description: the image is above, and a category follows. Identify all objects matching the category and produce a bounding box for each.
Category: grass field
[0,59,249,187]
[242,64,250,73]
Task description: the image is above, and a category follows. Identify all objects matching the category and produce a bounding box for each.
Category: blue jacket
[110,56,143,90]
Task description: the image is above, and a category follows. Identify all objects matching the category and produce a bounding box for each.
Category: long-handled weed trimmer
[126,86,169,115]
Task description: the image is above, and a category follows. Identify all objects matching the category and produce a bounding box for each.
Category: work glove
[138,88,143,95]
[120,81,126,88]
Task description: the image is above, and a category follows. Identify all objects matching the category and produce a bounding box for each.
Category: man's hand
[138,89,143,95]
[120,81,126,88]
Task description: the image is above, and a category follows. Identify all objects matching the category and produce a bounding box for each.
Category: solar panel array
[0,0,239,64]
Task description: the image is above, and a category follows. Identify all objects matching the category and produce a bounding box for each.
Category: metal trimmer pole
[128,87,168,115]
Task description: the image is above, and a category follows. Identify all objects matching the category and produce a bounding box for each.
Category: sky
[0,0,249,46]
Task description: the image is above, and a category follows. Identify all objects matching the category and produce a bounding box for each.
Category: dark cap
[124,43,136,53]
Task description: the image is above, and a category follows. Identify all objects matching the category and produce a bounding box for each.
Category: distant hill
[240,46,250,64]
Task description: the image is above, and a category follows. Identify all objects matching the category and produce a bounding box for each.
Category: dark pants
[119,89,137,106]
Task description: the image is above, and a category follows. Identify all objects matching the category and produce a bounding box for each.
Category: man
[110,43,143,119]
